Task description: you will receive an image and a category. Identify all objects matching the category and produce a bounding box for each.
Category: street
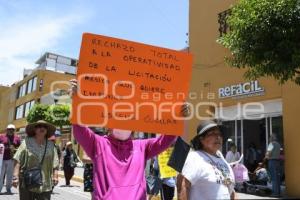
[0,167,284,200]
[0,184,284,200]
[0,177,91,200]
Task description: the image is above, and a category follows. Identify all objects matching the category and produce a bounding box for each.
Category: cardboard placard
[72,33,193,135]
[158,147,177,178]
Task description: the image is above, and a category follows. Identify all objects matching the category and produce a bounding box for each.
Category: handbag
[23,140,48,189]
[69,151,79,168]
[233,163,249,183]
[146,174,162,195]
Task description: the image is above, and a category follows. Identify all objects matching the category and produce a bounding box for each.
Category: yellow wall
[282,82,300,196]
[190,0,300,196]
[0,70,75,132]
[188,0,283,137]
[190,0,235,67]
[0,86,11,132]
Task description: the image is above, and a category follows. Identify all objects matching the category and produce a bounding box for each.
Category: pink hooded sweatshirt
[73,124,176,200]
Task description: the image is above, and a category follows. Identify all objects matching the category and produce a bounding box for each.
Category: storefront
[189,0,300,196]
[216,99,284,163]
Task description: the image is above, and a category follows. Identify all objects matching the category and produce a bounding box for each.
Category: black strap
[24,139,48,171]
[7,135,11,146]
[40,140,48,167]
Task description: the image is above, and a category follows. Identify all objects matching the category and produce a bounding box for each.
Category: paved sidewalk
[58,167,84,183]
[58,168,293,200]
[0,178,90,200]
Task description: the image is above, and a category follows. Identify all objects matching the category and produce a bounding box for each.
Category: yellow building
[0,52,77,138]
[0,85,11,131]
[189,0,300,197]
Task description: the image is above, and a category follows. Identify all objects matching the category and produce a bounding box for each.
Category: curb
[58,171,83,183]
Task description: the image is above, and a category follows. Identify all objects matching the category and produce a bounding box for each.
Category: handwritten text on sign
[158,147,177,178]
[72,33,193,135]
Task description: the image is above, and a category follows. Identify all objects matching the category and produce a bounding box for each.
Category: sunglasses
[35,125,48,129]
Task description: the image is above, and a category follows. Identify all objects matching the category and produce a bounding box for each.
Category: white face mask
[112,129,131,141]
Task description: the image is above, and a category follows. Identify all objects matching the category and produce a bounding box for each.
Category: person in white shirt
[178,120,235,200]
[226,143,241,164]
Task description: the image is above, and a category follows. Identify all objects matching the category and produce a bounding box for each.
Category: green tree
[218,0,300,85]
[27,103,71,133]
[26,104,51,123]
[48,104,71,131]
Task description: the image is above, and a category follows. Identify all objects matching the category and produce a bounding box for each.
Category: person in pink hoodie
[70,80,187,200]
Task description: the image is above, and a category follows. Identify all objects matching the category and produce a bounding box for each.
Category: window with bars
[218,9,231,37]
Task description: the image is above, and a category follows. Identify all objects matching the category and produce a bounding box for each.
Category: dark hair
[191,131,209,151]
[191,126,222,150]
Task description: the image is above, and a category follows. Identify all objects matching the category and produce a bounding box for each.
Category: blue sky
[0,0,189,85]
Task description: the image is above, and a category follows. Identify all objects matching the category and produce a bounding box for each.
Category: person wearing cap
[12,120,59,200]
[178,120,235,200]
[62,141,80,186]
[0,124,21,194]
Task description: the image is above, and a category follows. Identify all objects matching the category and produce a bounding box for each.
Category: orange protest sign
[72,33,193,136]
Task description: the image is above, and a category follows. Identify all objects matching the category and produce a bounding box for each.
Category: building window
[71,59,77,66]
[24,100,35,117]
[32,76,37,91]
[22,82,27,97]
[24,102,30,117]
[18,84,23,98]
[218,9,231,37]
[27,79,33,94]
[18,83,27,98]
[17,76,37,99]
[30,100,35,108]
[15,100,35,119]
[27,76,37,94]
[15,104,24,119]
[57,56,71,65]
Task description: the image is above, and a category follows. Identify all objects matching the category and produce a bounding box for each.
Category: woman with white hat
[178,120,235,200]
[12,120,59,200]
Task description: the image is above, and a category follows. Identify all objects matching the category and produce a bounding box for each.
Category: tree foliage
[218,0,300,85]
[48,104,71,128]
[26,104,51,123]
[26,104,71,129]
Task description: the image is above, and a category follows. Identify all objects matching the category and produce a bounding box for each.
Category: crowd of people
[0,120,285,199]
[0,79,285,199]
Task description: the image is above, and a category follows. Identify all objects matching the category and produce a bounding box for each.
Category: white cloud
[0,8,90,85]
